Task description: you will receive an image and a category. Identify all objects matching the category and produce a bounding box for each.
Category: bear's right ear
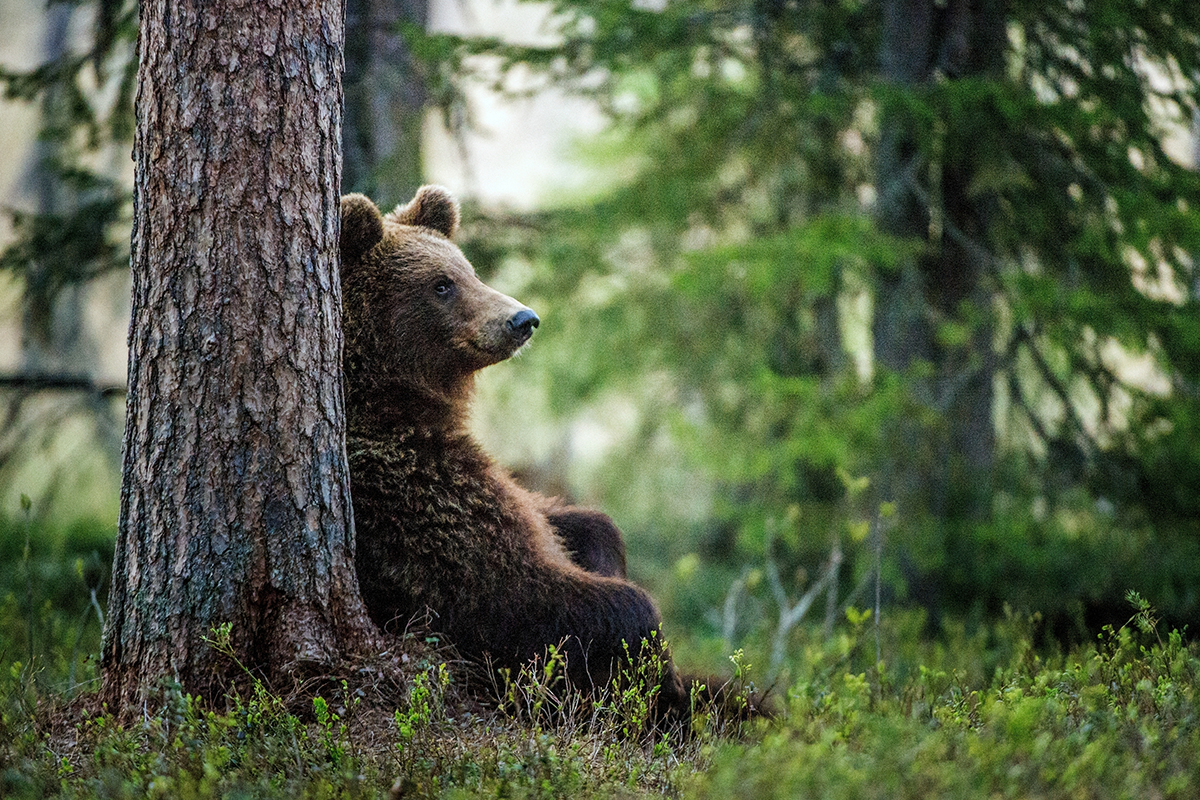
[386,185,460,239]
[340,193,384,265]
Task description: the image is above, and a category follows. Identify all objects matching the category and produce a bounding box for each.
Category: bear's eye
[433,278,455,296]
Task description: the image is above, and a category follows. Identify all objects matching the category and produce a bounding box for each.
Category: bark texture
[102,0,379,709]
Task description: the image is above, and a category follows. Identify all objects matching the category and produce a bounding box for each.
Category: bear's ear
[340,193,384,265]
[386,184,460,239]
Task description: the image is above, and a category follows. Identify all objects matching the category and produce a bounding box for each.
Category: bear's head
[340,186,539,429]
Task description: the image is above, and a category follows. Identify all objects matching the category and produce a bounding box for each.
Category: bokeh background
[3,0,1199,687]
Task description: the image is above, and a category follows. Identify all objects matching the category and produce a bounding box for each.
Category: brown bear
[339,186,686,712]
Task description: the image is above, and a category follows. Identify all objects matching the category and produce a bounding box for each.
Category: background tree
[343,0,430,206]
[873,0,1005,515]
[872,0,1007,619]
[0,0,136,514]
[101,0,379,707]
[433,0,1200,643]
[4,0,1200,692]
[1,0,134,377]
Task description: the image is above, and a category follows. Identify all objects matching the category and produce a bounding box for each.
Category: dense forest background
[2,0,1199,688]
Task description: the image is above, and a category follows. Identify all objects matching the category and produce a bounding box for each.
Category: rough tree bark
[102,0,381,709]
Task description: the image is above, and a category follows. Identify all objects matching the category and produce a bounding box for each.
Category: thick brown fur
[545,505,628,579]
[341,188,689,716]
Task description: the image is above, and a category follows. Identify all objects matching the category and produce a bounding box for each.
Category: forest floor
[1,516,1198,798]
[4,603,1199,799]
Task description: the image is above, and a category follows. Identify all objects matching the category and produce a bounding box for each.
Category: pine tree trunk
[343,0,428,207]
[936,0,1004,512]
[873,0,1006,623]
[874,0,1005,515]
[22,1,92,376]
[874,0,937,510]
[102,0,380,709]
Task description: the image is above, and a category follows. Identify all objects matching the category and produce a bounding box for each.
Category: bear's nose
[506,308,540,344]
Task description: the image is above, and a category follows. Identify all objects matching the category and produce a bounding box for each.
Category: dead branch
[0,373,125,398]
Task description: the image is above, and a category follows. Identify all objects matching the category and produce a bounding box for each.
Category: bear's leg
[560,579,689,721]
[491,576,689,721]
[546,507,628,578]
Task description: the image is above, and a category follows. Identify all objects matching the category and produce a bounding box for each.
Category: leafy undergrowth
[2,598,1198,798]
[691,599,1200,800]
[0,629,743,800]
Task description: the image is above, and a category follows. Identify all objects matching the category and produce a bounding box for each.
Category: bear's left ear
[341,193,384,265]
[386,185,460,239]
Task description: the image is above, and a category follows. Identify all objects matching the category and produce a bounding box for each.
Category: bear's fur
[340,187,685,711]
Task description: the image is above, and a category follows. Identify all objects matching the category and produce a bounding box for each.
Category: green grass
[0,509,111,699]
[2,513,1198,799]
[0,634,711,799]
[692,608,1200,799]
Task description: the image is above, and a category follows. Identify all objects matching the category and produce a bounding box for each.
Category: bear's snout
[506,308,540,346]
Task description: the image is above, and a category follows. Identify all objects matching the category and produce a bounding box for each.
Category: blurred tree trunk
[102,0,380,709]
[21,1,92,376]
[874,0,1005,515]
[873,0,1005,619]
[343,0,428,206]
[939,0,1005,510]
[1192,107,1200,303]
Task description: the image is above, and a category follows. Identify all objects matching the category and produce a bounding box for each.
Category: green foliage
[0,0,137,334]
[1,669,382,799]
[491,633,753,746]
[2,523,1196,798]
[0,602,694,798]
[5,558,1197,800]
[0,166,129,334]
[939,492,1200,630]
[0,510,112,696]
[690,610,1200,800]
[426,0,1200,639]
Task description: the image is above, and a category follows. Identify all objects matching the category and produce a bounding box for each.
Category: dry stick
[68,577,107,691]
[23,497,34,673]
[765,523,836,678]
[0,373,126,398]
[823,529,843,637]
[872,510,883,668]
[67,600,91,691]
[720,566,752,648]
